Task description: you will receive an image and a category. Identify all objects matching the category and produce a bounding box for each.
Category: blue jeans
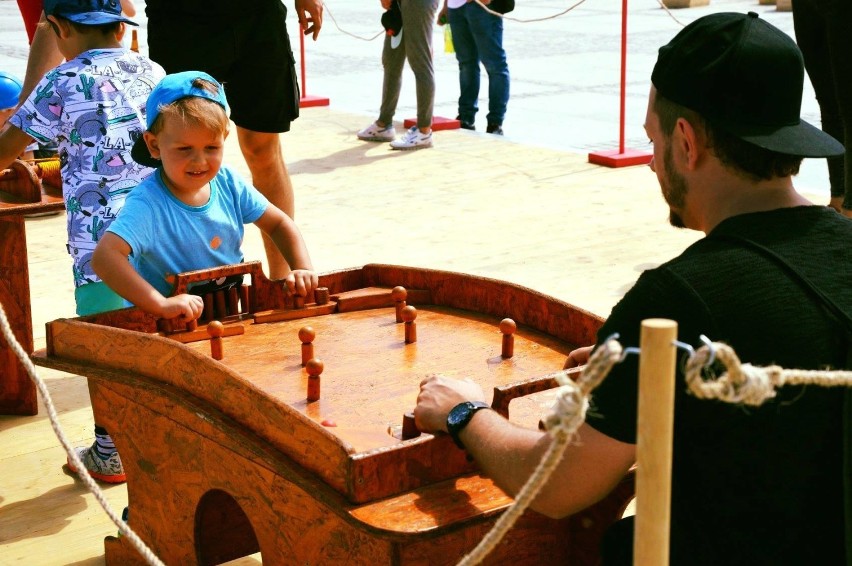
[448,2,509,126]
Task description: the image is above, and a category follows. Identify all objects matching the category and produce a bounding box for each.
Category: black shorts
[146,0,300,133]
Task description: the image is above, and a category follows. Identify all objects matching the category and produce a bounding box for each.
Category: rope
[457,338,623,566]
[0,303,165,566]
[686,341,852,406]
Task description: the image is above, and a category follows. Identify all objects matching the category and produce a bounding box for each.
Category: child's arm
[0,125,37,171]
[254,205,319,298]
[92,233,204,320]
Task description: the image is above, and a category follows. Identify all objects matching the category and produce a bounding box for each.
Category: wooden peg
[227,287,239,315]
[239,284,250,314]
[293,294,305,309]
[202,293,214,322]
[315,287,330,305]
[299,326,316,367]
[306,358,323,402]
[392,286,407,323]
[402,411,420,439]
[402,305,417,344]
[185,317,198,332]
[214,290,226,319]
[500,318,516,359]
[207,320,224,360]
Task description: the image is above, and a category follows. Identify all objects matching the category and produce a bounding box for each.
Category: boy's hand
[157,294,204,321]
[295,0,323,40]
[284,269,319,300]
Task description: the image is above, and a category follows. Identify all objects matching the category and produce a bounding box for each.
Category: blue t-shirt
[107,165,269,297]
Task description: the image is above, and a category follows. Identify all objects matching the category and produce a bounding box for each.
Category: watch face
[447,402,472,430]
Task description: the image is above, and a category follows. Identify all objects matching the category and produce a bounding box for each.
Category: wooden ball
[391,286,407,301]
[499,318,517,335]
[401,305,417,322]
[207,320,224,337]
[306,358,324,377]
[298,326,316,343]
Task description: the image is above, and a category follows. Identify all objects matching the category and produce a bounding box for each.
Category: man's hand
[414,374,486,433]
[284,269,319,299]
[295,0,323,40]
[157,294,203,321]
[381,0,393,10]
[563,345,594,369]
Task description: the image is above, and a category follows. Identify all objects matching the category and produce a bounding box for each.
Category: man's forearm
[20,13,63,103]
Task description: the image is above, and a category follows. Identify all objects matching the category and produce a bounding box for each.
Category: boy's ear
[48,16,72,39]
[142,131,160,160]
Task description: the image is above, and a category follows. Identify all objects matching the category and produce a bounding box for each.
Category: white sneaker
[390,126,433,150]
[357,122,396,142]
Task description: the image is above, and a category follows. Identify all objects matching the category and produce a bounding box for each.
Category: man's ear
[142,131,160,160]
[674,117,702,171]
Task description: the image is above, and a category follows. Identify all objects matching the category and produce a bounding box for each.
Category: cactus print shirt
[10,48,165,288]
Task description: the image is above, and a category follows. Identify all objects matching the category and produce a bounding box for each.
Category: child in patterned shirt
[0,0,165,485]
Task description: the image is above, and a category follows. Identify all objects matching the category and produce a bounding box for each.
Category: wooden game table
[1,159,64,415]
[33,263,634,565]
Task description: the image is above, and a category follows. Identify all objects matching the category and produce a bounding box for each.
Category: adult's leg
[819,0,852,213]
[378,22,408,127]
[467,3,509,127]
[401,0,439,131]
[793,0,844,210]
[236,127,294,279]
[448,5,480,126]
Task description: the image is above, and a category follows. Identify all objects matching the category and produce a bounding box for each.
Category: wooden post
[634,318,677,566]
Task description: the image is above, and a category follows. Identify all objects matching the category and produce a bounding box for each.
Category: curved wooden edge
[359,264,604,346]
[44,318,356,494]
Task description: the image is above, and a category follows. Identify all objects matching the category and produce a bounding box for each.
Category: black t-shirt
[589,206,850,565]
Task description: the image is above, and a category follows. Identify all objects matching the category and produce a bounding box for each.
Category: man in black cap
[415,12,849,565]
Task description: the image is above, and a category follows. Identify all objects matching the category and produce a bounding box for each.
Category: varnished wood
[34,264,627,565]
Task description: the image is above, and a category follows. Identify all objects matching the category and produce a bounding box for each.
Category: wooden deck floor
[3,105,717,565]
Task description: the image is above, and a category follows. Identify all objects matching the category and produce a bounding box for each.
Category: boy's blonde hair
[150,78,229,136]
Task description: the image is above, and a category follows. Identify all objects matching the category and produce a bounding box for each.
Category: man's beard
[662,143,688,229]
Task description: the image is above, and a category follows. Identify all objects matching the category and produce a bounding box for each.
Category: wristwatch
[446,401,491,449]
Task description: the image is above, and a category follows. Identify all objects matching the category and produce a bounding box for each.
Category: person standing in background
[792,0,852,216]
[438,0,509,135]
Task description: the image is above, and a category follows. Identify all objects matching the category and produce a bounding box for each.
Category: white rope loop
[0,303,165,566]
[686,341,852,406]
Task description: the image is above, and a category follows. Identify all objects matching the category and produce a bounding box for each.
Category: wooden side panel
[0,215,36,415]
[47,319,354,494]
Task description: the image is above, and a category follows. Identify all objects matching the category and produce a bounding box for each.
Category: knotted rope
[0,303,165,566]
[457,337,623,566]
[686,341,852,406]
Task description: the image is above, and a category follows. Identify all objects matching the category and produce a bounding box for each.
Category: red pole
[587,0,651,168]
[619,0,627,155]
[297,24,329,107]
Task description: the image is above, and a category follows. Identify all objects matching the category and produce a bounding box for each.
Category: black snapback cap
[651,12,843,158]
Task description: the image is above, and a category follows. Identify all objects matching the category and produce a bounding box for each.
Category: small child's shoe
[67,443,127,483]
[357,122,396,142]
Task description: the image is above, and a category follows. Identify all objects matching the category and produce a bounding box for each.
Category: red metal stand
[588,0,651,168]
[403,116,461,131]
[298,25,330,108]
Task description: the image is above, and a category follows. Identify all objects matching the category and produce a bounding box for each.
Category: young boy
[0,0,165,484]
[92,71,318,323]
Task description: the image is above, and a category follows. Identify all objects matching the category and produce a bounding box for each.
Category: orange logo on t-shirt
[210,236,222,250]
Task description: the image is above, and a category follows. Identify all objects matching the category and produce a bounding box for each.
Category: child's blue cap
[131,71,229,167]
[44,0,138,26]
[0,71,23,110]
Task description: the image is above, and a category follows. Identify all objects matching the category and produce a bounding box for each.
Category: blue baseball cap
[131,71,229,167]
[0,71,23,109]
[44,0,138,26]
